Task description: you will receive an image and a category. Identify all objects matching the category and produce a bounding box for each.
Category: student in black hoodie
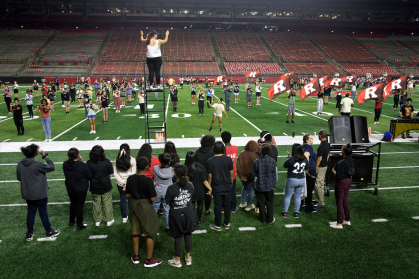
[195,134,215,216]
[63,148,93,231]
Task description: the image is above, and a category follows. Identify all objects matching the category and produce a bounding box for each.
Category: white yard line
[72,137,77,141]
[116,136,120,140]
[26,138,33,142]
[328,101,393,118]
[3,139,10,142]
[0,112,29,122]
[164,94,170,130]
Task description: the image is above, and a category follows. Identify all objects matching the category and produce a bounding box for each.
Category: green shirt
[288,95,295,105]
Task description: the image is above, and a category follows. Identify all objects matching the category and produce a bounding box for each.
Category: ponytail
[145,34,153,45]
[21,144,39,158]
[174,164,189,187]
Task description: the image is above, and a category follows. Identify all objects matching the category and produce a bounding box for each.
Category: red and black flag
[324,77,348,88]
[245,71,261,79]
[267,72,294,101]
[318,75,328,87]
[383,75,408,101]
[358,83,385,105]
[216,75,226,83]
[300,78,321,100]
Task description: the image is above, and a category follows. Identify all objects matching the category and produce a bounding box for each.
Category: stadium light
[21,26,23,28]
[331,30,333,32]
[185,10,188,14]
[76,27,78,29]
[287,29,289,31]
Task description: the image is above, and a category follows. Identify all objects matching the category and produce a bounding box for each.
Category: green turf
[1,84,418,142]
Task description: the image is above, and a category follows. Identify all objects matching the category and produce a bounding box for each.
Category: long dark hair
[184,150,203,182]
[136,143,152,164]
[115,143,131,172]
[174,164,189,187]
[164,141,180,166]
[160,152,171,168]
[21,144,39,158]
[89,145,106,163]
[145,34,154,45]
[292,143,305,162]
[67,148,79,166]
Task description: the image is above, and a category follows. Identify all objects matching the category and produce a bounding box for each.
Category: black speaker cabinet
[327,154,374,184]
[351,116,369,143]
[328,116,352,144]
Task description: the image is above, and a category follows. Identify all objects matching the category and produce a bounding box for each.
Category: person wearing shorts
[286,89,296,123]
[13,81,19,98]
[246,85,253,108]
[33,80,39,98]
[206,87,214,108]
[255,83,261,105]
[324,87,331,105]
[101,92,109,123]
[85,99,96,134]
[234,83,240,104]
[62,89,71,114]
[207,98,229,133]
[47,88,55,111]
[127,82,133,103]
[191,83,196,105]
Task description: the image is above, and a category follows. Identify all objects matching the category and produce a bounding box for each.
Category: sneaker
[93,131,96,134]
[185,256,192,266]
[168,258,182,268]
[122,217,128,223]
[315,203,325,208]
[44,138,48,142]
[26,232,34,241]
[311,208,318,213]
[144,258,162,268]
[294,212,300,219]
[291,120,295,123]
[224,223,230,230]
[95,222,101,227]
[90,131,93,134]
[107,219,114,226]
[209,127,212,131]
[255,207,260,214]
[239,202,247,208]
[231,207,238,213]
[301,201,306,208]
[376,122,379,125]
[195,221,202,230]
[204,209,211,216]
[209,224,221,231]
[245,204,255,211]
[46,229,60,238]
[286,120,290,123]
[281,211,287,218]
[77,224,88,231]
[343,220,351,225]
[330,223,343,229]
[268,218,276,224]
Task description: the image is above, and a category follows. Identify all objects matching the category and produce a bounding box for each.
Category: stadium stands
[224,62,284,76]
[213,31,270,61]
[308,35,377,63]
[0,64,24,77]
[261,32,325,62]
[283,63,343,75]
[340,63,400,76]
[102,31,147,61]
[0,29,55,62]
[40,31,106,63]
[164,30,214,61]
[93,62,220,76]
[23,66,89,77]
[356,37,418,66]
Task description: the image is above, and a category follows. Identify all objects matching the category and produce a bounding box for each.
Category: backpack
[381,131,393,142]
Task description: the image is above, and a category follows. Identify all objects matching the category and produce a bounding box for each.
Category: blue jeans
[84,101,88,117]
[117,185,132,218]
[26,197,52,234]
[230,178,237,210]
[41,117,51,139]
[153,195,170,229]
[240,180,254,208]
[283,178,305,213]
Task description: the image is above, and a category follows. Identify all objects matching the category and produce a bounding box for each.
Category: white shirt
[146,40,162,58]
[213,103,224,117]
[341,97,353,113]
[256,85,261,93]
[409,80,414,88]
[81,77,85,82]
[13,84,18,90]
[351,85,356,91]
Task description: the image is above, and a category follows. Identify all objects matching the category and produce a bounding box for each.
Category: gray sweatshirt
[17,157,55,200]
[153,165,174,196]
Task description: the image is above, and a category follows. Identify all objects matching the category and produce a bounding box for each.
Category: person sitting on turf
[17,144,59,241]
[126,156,162,267]
[207,141,234,232]
[252,144,277,224]
[165,164,195,268]
[330,143,355,229]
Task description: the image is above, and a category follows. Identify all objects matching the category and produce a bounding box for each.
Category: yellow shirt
[168,78,175,86]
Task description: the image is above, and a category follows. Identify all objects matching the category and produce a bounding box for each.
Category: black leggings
[393,97,399,109]
[174,233,192,257]
[146,57,162,85]
[374,108,381,122]
[199,100,204,114]
[336,95,342,109]
[192,200,204,222]
[5,97,11,112]
[27,105,33,118]
[204,187,212,212]
[14,118,24,134]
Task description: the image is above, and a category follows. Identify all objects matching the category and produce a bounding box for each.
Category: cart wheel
[326,188,330,197]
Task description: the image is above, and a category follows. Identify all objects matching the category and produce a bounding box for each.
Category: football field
[0,83,419,278]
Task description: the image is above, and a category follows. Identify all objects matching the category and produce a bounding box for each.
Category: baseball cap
[149,30,159,35]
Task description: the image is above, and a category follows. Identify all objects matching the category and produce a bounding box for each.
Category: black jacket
[63,160,93,195]
[86,159,114,194]
[195,147,214,170]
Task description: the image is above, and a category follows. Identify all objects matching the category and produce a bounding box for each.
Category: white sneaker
[107,219,114,226]
[185,256,192,266]
[255,207,260,214]
[168,258,182,268]
[48,139,52,142]
[239,202,247,208]
[90,131,93,134]
[122,217,128,223]
[245,204,255,211]
[330,223,343,229]
[376,122,379,125]
[95,222,100,227]
[343,220,351,225]
[44,138,48,142]
[93,131,96,134]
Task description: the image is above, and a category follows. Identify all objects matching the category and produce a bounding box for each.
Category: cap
[149,30,159,35]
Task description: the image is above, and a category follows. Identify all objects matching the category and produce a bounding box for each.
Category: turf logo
[171,113,192,118]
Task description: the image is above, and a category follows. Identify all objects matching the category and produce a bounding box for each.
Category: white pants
[317,99,323,112]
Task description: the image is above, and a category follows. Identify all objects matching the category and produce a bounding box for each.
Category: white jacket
[113,156,136,187]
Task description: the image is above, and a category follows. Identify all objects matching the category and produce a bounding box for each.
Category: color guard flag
[324,76,347,88]
[358,83,385,105]
[383,75,408,101]
[318,75,328,87]
[267,72,294,101]
[216,75,226,83]
[345,76,357,84]
[245,71,261,79]
[300,78,321,100]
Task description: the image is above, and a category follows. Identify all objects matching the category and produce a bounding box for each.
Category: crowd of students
[17,128,358,268]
